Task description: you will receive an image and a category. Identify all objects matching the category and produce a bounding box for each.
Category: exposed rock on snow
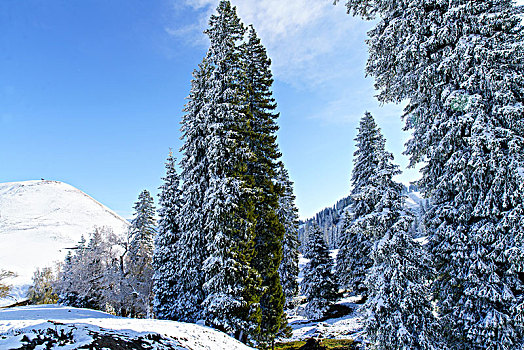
[0,305,253,350]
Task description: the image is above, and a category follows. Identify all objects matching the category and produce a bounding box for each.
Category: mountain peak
[0,180,130,291]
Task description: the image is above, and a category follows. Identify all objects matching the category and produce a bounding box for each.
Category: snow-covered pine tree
[177,59,210,322]
[301,223,338,320]
[336,112,382,298]
[276,162,300,309]
[339,0,524,347]
[181,0,262,340]
[242,25,286,346]
[153,151,184,321]
[56,237,86,307]
[81,228,108,310]
[56,229,123,312]
[127,189,156,318]
[363,140,438,350]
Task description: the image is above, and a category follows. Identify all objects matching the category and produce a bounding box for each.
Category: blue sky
[1,0,425,219]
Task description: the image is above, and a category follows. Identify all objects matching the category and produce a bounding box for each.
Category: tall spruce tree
[177,59,211,322]
[127,190,156,318]
[242,25,286,346]
[339,0,524,348]
[336,112,382,298]
[182,1,262,340]
[362,138,438,350]
[153,151,183,320]
[301,223,338,320]
[276,162,300,308]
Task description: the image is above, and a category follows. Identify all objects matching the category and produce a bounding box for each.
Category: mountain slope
[0,180,130,291]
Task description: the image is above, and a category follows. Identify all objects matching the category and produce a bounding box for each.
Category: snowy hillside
[0,180,130,297]
[0,305,253,350]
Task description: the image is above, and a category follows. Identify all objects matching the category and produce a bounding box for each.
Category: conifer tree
[363,142,438,350]
[338,1,524,348]
[153,152,183,320]
[180,0,262,340]
[301,223,338,320]
[336,112,382,298]
[242,26,286,346]
[276,162,300,308]
[127,190,156,318]
[56,237,86,307]
[83,228,108,310]
[177,59,211,322]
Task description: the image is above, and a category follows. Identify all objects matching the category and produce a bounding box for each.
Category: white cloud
[168,0,369,88]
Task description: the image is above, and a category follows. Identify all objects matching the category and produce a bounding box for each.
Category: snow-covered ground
[0,305,253,350]
[0,180,130,305]
[291,250,364,342]
[287,296,364,342]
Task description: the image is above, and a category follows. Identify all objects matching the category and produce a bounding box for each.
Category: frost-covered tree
[179,0,262,340]
[200,1,261,340]
[56,228,123,312]
[103,230,131,316]
[56,229,108,310]
[177,59,210,322]
[363,146,438,350]
[242,25,286,346]
[338,0,524,348]
[276,162,300,308]
[153,152,184,321]
[301,223,338,320]
[127,189,156,318]
[56,238,86,307]
[27,267,59,305]
[336,112,382,298]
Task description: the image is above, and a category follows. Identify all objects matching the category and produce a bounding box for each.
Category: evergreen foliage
[301,223,338,320]
[127,189,156,318]
[362,135,438,350]
[179,0,263,340]
[339,0,524,348]
[177,59,211,322]
[161,1,292,343]
[242,26,286,346]
[55,228,129,314]
[336,112,382,297]
[153,151,183,321]
[56,229,109,310]
[276,162,300,308]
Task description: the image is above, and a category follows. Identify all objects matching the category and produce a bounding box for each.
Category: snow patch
[0,305,253,350]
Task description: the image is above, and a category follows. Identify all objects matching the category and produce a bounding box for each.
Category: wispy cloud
[167,0,369,88]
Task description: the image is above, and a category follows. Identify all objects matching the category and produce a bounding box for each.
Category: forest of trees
[23,0,524,349]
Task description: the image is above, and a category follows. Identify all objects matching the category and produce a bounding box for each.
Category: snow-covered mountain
[0,180,130,292]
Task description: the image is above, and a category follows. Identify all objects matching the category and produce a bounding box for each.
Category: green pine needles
[156,1,295,346]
